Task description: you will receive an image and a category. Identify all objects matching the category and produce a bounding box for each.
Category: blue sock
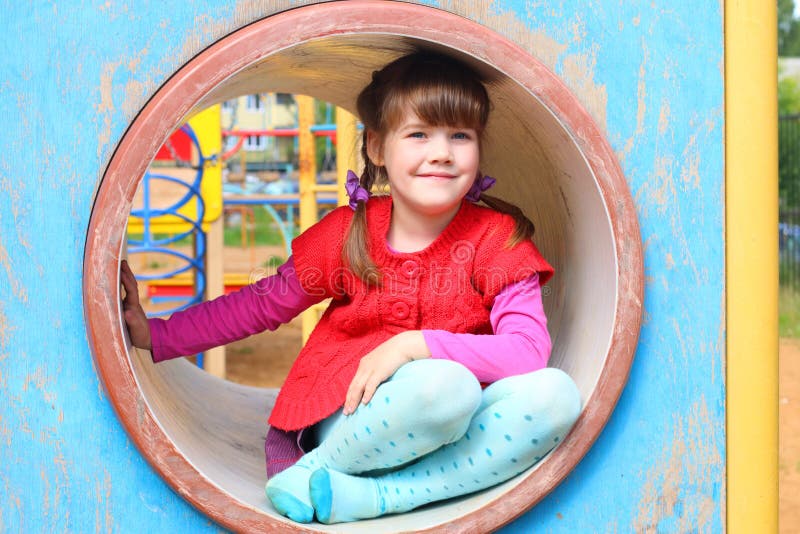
[265,449,324,523]
[309,368,581,523]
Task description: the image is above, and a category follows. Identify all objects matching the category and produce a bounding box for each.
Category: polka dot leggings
[265,359,581,524]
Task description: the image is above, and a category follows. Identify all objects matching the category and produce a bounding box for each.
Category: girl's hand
[120,260,152,351]
[344,331,431,415]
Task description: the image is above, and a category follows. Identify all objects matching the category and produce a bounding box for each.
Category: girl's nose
[428,136,453,163]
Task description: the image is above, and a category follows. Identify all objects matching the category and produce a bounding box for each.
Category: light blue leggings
[265,359,581,524]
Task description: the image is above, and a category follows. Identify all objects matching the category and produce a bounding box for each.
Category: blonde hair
[344,52,535,285]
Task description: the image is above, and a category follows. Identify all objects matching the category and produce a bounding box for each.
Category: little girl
[121,52,580,524]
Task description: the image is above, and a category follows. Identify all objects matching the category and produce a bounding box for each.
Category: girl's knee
[537,368,582,427]
[396,359,482,421]
[489,367,582,428]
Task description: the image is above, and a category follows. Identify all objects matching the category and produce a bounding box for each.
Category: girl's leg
[266,359,482,522]
[309,367,581,524]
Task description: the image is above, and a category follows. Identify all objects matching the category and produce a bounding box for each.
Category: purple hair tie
[465,174,496,202]
[345,170,370,210]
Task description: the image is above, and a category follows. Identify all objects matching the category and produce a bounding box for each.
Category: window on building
[221,99,236,111]
[246,94,263,111]
[245,135,267,151]
[224,136,239,151]
[276,93,294,106]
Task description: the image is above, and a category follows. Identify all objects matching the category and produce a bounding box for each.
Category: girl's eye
[409,131,426,138]
[452,132,472,140]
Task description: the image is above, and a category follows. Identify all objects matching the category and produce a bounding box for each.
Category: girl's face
[368,109,480,221]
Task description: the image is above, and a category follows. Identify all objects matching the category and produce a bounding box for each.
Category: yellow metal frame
[726,0,778,531]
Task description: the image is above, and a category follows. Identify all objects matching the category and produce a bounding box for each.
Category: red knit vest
[268,196,554,430]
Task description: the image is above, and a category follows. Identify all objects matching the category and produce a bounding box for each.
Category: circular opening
[84,2,643,532]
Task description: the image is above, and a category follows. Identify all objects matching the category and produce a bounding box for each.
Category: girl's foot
[265,450,326,523]
[309,468,384,524]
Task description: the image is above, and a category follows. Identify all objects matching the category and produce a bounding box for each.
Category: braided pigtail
[479,194,536,247]
[342,133,382,286]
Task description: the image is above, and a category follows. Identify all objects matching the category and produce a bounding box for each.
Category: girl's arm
[141,257,324,361]
[422,273,551,383]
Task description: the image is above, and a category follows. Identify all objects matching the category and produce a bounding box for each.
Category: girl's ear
[366,130,384,166]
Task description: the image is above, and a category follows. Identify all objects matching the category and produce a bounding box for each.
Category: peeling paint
[0,237,26,303]
[96,47,151,160]
[438,0,610,128]
[95,469,113,534]
[40,467,50,525]
[122,79,147,119]
[25,365,56,404]
[681,134,701,189]
[0,302,11,355]
[620,38,650,161]
[651,154,676,211]
[632,399,721,533]
[53,447,70,516]
[96,60,121,160]
[0,413,9,447]
[560,47,608,129]
[658,99,671,135]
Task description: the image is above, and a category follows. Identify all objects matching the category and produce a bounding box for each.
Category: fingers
[361,378,380,407]
[119,260,152,350]
[344,380,364,416]
[344,365,387,415]
[120,260,140,306]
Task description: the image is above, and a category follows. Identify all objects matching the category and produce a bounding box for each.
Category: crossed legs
[265,359,482,522]
[265,360,581,524]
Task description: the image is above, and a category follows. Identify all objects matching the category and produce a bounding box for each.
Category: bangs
[383,83,488,133]
[378,59,489,133]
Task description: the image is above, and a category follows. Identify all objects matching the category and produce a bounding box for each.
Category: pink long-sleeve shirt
[149,257,551,382]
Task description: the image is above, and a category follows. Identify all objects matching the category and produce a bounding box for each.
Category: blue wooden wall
[0,1,723,531]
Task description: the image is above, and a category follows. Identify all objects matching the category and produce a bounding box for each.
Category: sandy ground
[781,338,800,533]
[224,319,300,388]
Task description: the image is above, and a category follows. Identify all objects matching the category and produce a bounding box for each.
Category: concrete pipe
[84,2,643,531]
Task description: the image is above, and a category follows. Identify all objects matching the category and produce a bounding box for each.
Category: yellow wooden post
[726,0,778,530]
[297,95,319,342]
[203,216,226,378]
[336,107,360,207]
[190,104,226,378]
[297,95,317,231]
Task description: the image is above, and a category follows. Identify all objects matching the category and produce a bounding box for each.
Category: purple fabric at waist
[264,425,311,477]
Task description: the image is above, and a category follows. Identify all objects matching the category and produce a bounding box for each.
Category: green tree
[780,0,800,55]
[781,71,800,115]
[780,64,800,209]
[314,100,337,173]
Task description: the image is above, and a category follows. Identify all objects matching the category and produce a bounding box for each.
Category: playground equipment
[128,121,212,316]
[125,105,227,375]
[217,95,358,342]
[133,96,353,373]
[2,1,774,532]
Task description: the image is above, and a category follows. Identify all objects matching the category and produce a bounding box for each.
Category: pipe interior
[128,34,616,531]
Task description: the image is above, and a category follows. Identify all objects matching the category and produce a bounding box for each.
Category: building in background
[221,93,298,175]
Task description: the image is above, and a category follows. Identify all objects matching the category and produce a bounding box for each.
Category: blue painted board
[0,1,723,531]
